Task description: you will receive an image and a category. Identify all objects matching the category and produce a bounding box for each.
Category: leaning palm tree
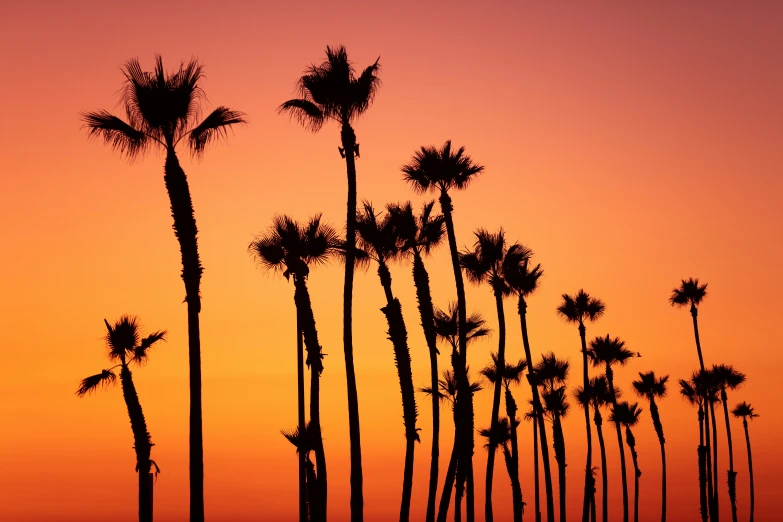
[249,214,339,522]
[389,201,446,522]
[280,46,381,521]
[355,202,419,522]
[77,316,166,522]
[680,376,709,522]
[732,402,758,522]
[669,278,709,371]
[712,364,746,522]
[403,141,484,522]
[611,402,643,522]
[502,246,555,522]
[557,290,606,522]
[587,335,635,522]
[633,372,669,522]
[82,57,245,521]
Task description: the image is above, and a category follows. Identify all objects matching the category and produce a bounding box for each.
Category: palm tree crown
[712,364,746,391]
[534,353,570,389]
[731,402,758,420]
[355,201,400,265]
[502,245,542,299]
[460,229,514,295]
[669,278,708,308]
[632,372,669,400]
[557,290,606,326]
[433,303,491,353]
[611,401,643,428]
[388,201,446,257]
[401,140,484,195]
[587,335,635,370]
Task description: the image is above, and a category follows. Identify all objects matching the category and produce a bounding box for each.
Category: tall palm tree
[611,402,643,522]
[632,372,669,522]
[669,278,708,371]
[732,402,758,522]
[280,46,381,521]
[82,57,245,521]
[680,376,708,522]
[587,335,635,522]
[502,247,555,522]
[355,202,419,522]
[524,403,542,522]
[478,417,518,522]
[403,141,484,522]
[576,376,614,522]
[77,316,166,522]
[557,290,606,522]
[534,353,570,522]
[389,201,446,522]
[713,364,746,522]
[249,214,339,522]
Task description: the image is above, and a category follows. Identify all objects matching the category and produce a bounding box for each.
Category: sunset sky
[1,2,782,521]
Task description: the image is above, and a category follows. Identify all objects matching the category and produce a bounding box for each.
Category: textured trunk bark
[698,408,708,522]
[625,428,641,522]
[505,387,523,522]
[720,390,738,522]
[742,420,754,522]
[552,415,566,522]
[648,398,666,522]
[579,324,593,522]
[485,290,506,522]
[594,406,608,522]
[119,363,153,522]
[606,368,629,522]
[437,429,461,522]
[297,320,307,522]
[501,442,523,522]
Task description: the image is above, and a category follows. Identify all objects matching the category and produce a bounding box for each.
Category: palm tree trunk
[697,407,708,522]
[501,441,523,522]
[506,388,523,522]
[579,324,593,522]
[593,406,609,522]
[412,253,441,522]
[710,401,719,521]
[704,400,715,522]
[606,368,629,522]
[518,297,556,522]
[719,390,739,522]
[340,122,364,522]
[119,363,153,522]
[466,465,475,522]
[690,305,706,371]
[625,427,641,522]
[438,430,461,522]
[647,398,666,522]
[163,150,204,522]
[297,320,307,522]
[455,472,464,522]
[533,413,542,522]
[552,415,567,522]
[485,290,507,522]
[742,419,754,522]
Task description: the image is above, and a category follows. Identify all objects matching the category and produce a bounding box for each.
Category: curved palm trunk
[720,390,738,522]
[297,321,307,522]
[485,290,507,522]
[690,305,706,372]
[533,413,542,522]
[412,253,441,522]
[455,470,464,522]
[501,441,523,522]
[647,397,666,522]
[119,363,154,522]
[163,150,204,522]
[579,324,593,522]
[742,419,754,522]
[606,368,629,522]
[552,414,567,522]
[518,297,556,522]
[697,407,708,522]
[438,428,461,522]
[710,401,719,521]
[593,406,609,522]
[294,276,327,522]
[704,400,715,522]
[505,388,523,522]
[340,122,364,522]
[625,427,641,522]
[377,263,418,522]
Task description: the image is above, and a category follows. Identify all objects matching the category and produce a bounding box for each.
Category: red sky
[0,2,781,521]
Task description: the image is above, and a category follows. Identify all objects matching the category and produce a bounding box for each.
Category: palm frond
[105,316,140,361]
[278,98,325,131]
[81,110,149,159]
[188,107,246,157]
[134,330,167,365]
[731,401,758,419]
[76,369,117,397]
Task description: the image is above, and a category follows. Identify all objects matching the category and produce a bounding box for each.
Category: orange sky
[1,2,781,521]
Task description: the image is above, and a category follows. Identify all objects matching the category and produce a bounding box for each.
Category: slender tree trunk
[119,363,153,522]
[455,471,464,522]
[710,401,719,521]
[297,320,307,522]
[704,400,715,522]
[552,415,567,522]
[606,368,629,522]
[438,429,461,522]
[164,150,204,522]
[697,407,708,522]
[518,297,556,522]
[690,305,706,371]
[533,413,542,522]
[742,419,754,522]
[647,398,666,522]
[466,464,475,522]
[720,390,738,522]
[579,324,593,522]
[501,441,523,522]
[594,406,609,522]
[340,122,364,522]
[590,486,597,522]
[485,290,507,522]
[412,253,440,522]
[625,428,641,522]
[506,388,523,522]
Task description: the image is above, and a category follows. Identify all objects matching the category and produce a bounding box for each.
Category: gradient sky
[1,2,781,521]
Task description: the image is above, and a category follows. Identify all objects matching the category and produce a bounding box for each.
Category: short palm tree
[669,278,709,371]
[403,141,484,522]
[712,364,746,522]
[557,290,606,522]
[82,57,245,520]
[389,201,446,522]
[280,46,381,521]
[633,372,669,522]
[249,214,339,522]
[680,376,708,522]
[611,402,643,522]
[732,402,758,522]
[355,202,419,522]
[77,316,166,522]
[587,335,635,522]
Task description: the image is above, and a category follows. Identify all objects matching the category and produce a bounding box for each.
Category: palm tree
[283,423,322,521]
[611,402,643,522]
[713,364,746,522]
[389,201,446,522]
[249,214,339,522]
[431,303,490,522]
[478,417,519,522]
[698,369,722,521]
[524,403,542,522]
[82,57,245,520]
[587,335,635,522]
[280,46,381,521]
[680,376,708,522]
[502,246,555,522]
[460,228,519,522]
[76,316,166,522]
[732,402,758,522]
[633,372,669,522]
[355,202,419,522]
[403,141,484,522]
[534,353,570,522]
[669,278,708,371]
[557,290,606,522]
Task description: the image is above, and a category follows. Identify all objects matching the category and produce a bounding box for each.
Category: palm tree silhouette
[280,46,381,521]
[249,214,340,522]
[534,353,570,522]
[669,278,708,371]
[355,202,419,522]
[679,376,709,522]
[633,372,668,522]
[478,417,518,522]
[388,201,446,522]
[587,335,635,522]
[82,57,244,520]
[712,364,746,522]
[699,369,722,521]
[502,247,555,522]
[732,402,758,522]
[76,316,166,522]
[557,290,606,522]
[524,403,543,522]
[611,402,643,522]
[282,423,322,521]
[403,141,484,522]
